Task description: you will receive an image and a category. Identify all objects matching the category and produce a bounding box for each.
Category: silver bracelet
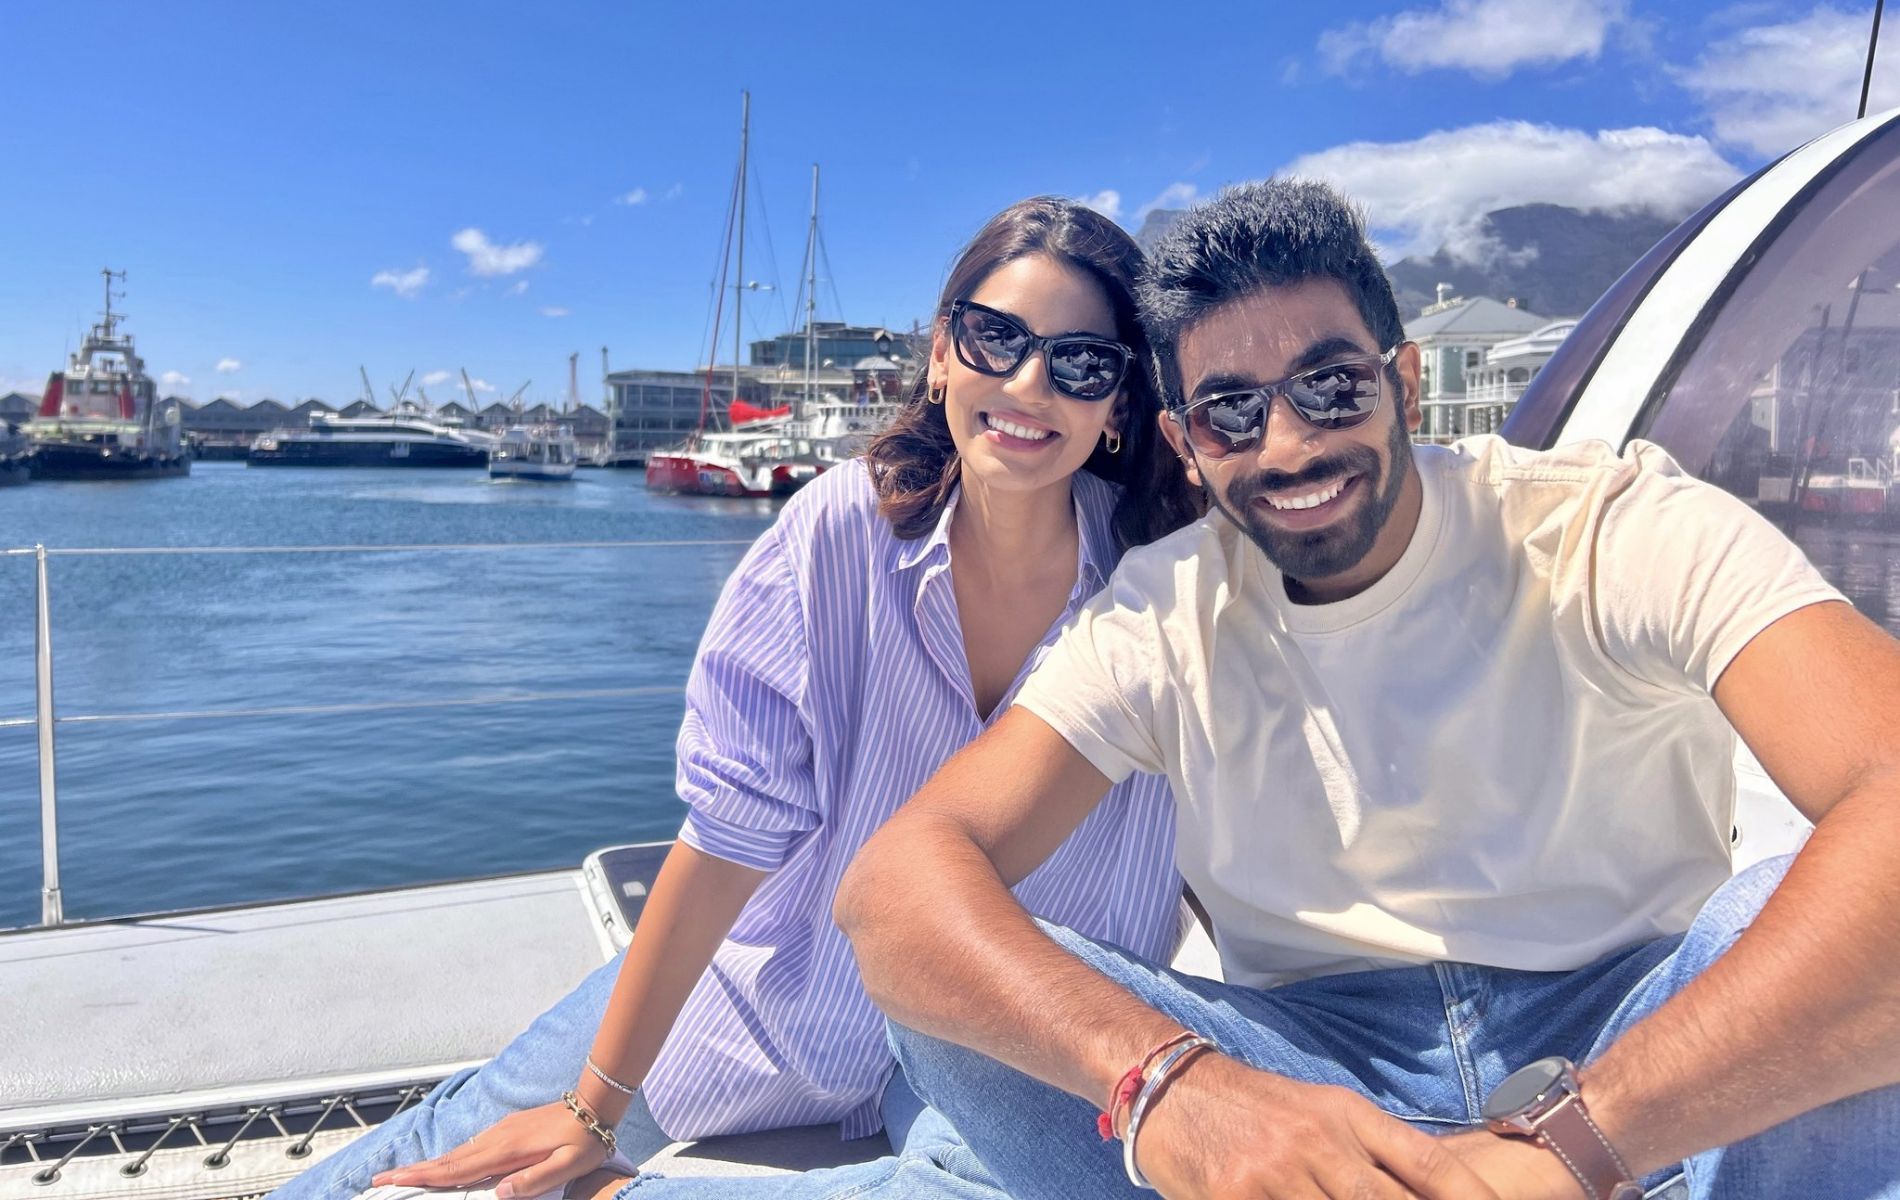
[1122,1036,1216,1190]
[584,1055,639,1097]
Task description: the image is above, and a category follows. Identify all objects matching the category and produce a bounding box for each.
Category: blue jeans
[268,951,998,1200]
[624,1079,1001,1199]
[893,856,1900,1199]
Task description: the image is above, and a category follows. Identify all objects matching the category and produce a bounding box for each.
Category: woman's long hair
[866,197,1199,552]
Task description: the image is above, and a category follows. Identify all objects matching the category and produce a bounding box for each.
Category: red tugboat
[28,269,190,480]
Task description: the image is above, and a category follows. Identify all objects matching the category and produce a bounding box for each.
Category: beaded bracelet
[560,1090,619,1156]
[1122,1037,1215,1190]
[585,1055,639,1097]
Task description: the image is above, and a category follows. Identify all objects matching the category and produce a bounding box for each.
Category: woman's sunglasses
[947,300,1132,402]
[1174,345,1403,460]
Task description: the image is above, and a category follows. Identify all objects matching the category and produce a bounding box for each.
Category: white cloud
[160,370,191,389]
[540,306,570,318]
[1678,7,1897,156]
[1139,182,1201,217]
[459,376,496,396]
[1077,190,1123,221]
[664,183,684,200]
[216,357,243,373]
[371,264,430,298]
[421,370,453,387]
[1284,121,1741,260]
[1320,0,1625,78]
[507,279,530,296]
[451,227,544,277]
[615,187,648,206]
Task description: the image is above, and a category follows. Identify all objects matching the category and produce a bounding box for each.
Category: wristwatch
[1482,1057,1641,1200]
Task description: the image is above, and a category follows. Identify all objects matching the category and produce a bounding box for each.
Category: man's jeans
[893,855,1900,1199]
[267,950,1001,1200]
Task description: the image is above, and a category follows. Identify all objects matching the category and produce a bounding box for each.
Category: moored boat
[0,423,29,486]
[26,270,191,481]
[248,408,497,467]
[489,423,578,481]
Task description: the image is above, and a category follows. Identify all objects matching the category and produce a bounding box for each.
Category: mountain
[1135,202,1682,322]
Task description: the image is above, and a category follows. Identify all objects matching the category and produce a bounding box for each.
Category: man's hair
[1137,179,1405,407]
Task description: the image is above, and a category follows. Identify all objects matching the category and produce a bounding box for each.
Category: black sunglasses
[1174,345,1403,460]
[947,300,1132,402]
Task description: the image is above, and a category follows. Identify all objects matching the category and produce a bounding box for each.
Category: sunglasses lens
[1048,341,1128,400]
[955,307,1030,376]
[1287,361,1382,426]
[1185,392,1268,458]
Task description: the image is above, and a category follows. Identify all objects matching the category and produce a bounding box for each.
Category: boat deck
[0,850,1219,1197]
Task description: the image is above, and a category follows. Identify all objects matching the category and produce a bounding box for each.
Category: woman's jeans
[267,949,1001,1200]
[893,855,1900,1200]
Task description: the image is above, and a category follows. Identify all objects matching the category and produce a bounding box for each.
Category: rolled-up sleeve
[675,526,819,871]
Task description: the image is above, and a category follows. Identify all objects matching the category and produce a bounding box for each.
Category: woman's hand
[370,1100,613,1199]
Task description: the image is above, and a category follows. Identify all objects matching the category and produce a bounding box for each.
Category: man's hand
[370,1100,611,1198]
[1443,1128,1596,1200]
[1136,1054,1503,1200]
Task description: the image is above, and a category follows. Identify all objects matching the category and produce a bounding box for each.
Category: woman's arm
[372,840,766,1195]
[578,840,767,1122]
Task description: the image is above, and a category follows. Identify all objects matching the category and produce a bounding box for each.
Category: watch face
[1482,1056,1570,1121]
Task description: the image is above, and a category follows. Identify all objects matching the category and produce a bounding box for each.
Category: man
[835,180,1900,1199]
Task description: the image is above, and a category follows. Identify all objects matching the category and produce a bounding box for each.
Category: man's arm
[1589,600,1900,1163]
[1458,599,1900,1191]
[837,709,1497,1200]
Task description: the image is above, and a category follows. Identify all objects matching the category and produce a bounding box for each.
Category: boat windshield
[1629,118,1900,634]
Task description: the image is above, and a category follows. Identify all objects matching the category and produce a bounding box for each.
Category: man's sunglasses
[1173,345,1403,460]
[948,300,1132,402]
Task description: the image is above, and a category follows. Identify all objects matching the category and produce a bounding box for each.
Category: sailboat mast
[804,164,819,412]
[731,90,749,426]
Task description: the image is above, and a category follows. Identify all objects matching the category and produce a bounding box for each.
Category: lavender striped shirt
[638,458,1183,1141]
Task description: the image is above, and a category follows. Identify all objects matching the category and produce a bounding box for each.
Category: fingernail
[496,1184,515,1200]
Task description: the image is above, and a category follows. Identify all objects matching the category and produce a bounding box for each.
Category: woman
[279,197,1197,1200]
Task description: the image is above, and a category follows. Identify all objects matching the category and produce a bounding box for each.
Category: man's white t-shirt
[1015,436,1843,990]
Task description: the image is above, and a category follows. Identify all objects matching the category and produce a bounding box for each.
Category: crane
[387,369,415,410]
[359,366,377,408]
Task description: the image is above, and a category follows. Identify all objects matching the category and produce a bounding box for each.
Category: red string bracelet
[1097,1032,1201,1141]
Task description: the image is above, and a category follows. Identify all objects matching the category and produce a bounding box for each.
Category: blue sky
[2,1,1893,408]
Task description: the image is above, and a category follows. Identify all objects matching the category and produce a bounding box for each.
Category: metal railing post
[35,544,64,927]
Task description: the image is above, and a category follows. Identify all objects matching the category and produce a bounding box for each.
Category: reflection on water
[1776,519,1900,637]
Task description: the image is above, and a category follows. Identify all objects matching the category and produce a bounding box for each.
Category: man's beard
[1210,414,1413,585]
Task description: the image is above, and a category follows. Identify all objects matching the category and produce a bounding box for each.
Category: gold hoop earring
[1104,431,1122,455]
[928,382,945,405]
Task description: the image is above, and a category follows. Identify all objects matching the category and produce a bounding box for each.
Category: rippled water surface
[0,463,776,928]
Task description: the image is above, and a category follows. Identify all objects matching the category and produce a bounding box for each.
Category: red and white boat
[28,270,190,480]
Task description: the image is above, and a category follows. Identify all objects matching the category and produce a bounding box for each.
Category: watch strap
[1536,1097,1641,1200]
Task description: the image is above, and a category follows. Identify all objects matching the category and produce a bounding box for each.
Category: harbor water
[0,463,776,929]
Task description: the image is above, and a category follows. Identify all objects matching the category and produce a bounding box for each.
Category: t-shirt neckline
[1256,447,1447,636]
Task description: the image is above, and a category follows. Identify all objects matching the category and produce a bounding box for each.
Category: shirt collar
[891,471,1119,595]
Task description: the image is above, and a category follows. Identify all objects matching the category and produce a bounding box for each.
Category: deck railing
[2,538,754,928]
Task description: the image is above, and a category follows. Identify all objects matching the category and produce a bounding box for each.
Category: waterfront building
[1407,288,1549,442]
[1,392,37,428]
[605,322,917,463]
[1462,319,1579,436]
[747,321,911,371]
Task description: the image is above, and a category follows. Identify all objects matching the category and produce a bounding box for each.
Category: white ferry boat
[489,423,578,481]
[249,407,498,468]
[26,271,190,481]
[3,102,1896,1200]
